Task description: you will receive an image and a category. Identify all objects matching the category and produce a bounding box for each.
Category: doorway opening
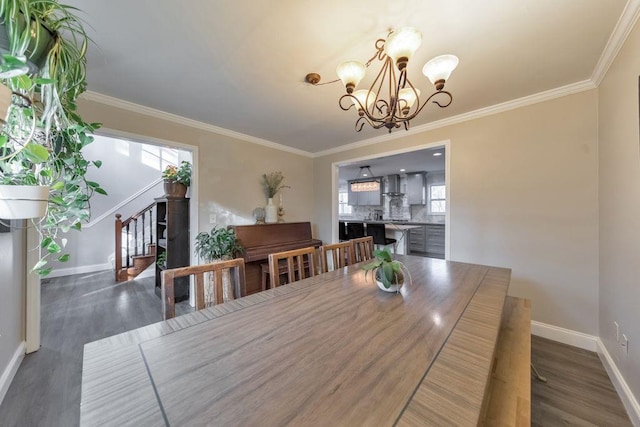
[332,140,450,260]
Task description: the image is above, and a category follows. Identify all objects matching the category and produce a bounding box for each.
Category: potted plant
[156,251,167,269]
[362,248,411,293]
[195,225,243,305]
[162,160,191,198]
[0,0,106,276]
[261,171,289,223]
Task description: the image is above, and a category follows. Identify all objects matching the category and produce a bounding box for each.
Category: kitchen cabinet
[426,224,445,259]
[406,173,425,205]
[408,225,427,254]
[155,197,190,302]
[348,179,382,206]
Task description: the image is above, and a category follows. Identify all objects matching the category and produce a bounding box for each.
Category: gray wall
[0,225,25,397]
[598,17,640,403]
[314,90,600,335]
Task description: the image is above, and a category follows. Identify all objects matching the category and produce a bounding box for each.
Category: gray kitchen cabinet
[426,224,445,259]
[406,173,425,205]
[348,179,382,206]
[408,225,427,253]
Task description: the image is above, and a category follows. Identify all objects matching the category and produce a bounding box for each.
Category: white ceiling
[69,0,628,154]
[338,147,445,184]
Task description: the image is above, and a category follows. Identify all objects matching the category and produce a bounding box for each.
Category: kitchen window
[338,189,353,216]
[429,184,446,214]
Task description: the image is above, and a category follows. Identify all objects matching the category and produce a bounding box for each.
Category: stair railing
[115,201,156,282]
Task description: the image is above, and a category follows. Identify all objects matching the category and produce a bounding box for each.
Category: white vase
[0,185,50,219]
[375,269,403,293]
[265,197,278,223]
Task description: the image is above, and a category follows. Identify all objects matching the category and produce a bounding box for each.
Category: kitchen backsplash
[349,196,444,223]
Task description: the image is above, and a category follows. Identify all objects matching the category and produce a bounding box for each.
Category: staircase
[115,202,157,282]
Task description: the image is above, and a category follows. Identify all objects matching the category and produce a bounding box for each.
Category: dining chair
[161,258,246,320]
[320,241,355,273]
[366,223,397,253]
[351,236,374,262]
[268,246,317,288]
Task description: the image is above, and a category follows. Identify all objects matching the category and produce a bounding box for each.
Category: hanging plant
[0,0,106,276]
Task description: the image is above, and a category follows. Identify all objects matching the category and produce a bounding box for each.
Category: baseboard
[0,341,26,406]
[531,322,639,425]
[47,263,111,279]
[597,339,640,426]
[531,320,598,351]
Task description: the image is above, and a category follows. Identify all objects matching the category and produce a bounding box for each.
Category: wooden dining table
[80,255,511,426]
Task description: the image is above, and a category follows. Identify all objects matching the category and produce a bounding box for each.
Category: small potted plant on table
[362,248,411,293]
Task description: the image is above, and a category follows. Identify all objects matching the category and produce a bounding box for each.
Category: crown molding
[80,91,314,158]
[591,0,640,86]
[312,79,596,158]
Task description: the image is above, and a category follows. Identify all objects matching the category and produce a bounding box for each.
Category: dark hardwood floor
[531,335,632,426]
[0,269,190,427]
[0,270,633,426]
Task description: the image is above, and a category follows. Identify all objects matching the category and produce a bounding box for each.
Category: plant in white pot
[0,0,106,275]
[362,248,412,293]
[194,225,243,305]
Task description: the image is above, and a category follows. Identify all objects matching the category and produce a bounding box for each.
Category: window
[430,184,446,214]
[338,189,353,216]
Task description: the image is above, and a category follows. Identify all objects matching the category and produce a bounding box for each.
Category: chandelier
[351,166,379,192]
[307,27,458,133]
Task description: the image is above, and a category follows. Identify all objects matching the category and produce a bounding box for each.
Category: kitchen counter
[339,219,445,226]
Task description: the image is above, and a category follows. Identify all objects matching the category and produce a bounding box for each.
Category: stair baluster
[114,202,158,282]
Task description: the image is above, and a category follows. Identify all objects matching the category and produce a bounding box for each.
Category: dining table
[80,255,511,426]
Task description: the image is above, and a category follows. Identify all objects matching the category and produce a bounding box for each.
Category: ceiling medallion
[307,27,458,133]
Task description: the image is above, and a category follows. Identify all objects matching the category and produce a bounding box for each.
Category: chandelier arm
[339,94,358,111]
[404,90,453,121]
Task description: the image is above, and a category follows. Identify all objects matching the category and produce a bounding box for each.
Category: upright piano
[228,222,322,295]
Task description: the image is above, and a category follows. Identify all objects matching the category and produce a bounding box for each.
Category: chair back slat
[161,258,246,320]
[351,236,374,263]
[268,246,317,288]
[320,241,355,273]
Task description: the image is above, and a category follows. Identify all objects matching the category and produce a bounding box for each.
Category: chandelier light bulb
[336,61,366,93]
[422,54,459,90]
[398,87,420,114]
[352,89,376,113]
[383,27,423,70]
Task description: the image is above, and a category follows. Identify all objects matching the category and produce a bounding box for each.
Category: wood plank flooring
[531,335,632,426]
[0,269,633,427]
[0,270,189,427]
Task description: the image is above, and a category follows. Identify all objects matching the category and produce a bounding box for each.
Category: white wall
[0,225,25,402]
[314,90,600,335]
[598,17,640,405]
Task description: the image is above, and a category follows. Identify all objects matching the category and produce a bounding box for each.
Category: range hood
[383,174,404,197]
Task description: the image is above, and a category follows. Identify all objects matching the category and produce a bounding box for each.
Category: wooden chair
[268,246,317,288]
[161,258,246,320]
[351,236,374,262]
[320,241,355,273]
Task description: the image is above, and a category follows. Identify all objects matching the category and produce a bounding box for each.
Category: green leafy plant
[0,0,105,275]
[194,225,243,262]
[161,161,191,187]
[362,248,410,289]
[156,251,166,268]
[261,171,289,198]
